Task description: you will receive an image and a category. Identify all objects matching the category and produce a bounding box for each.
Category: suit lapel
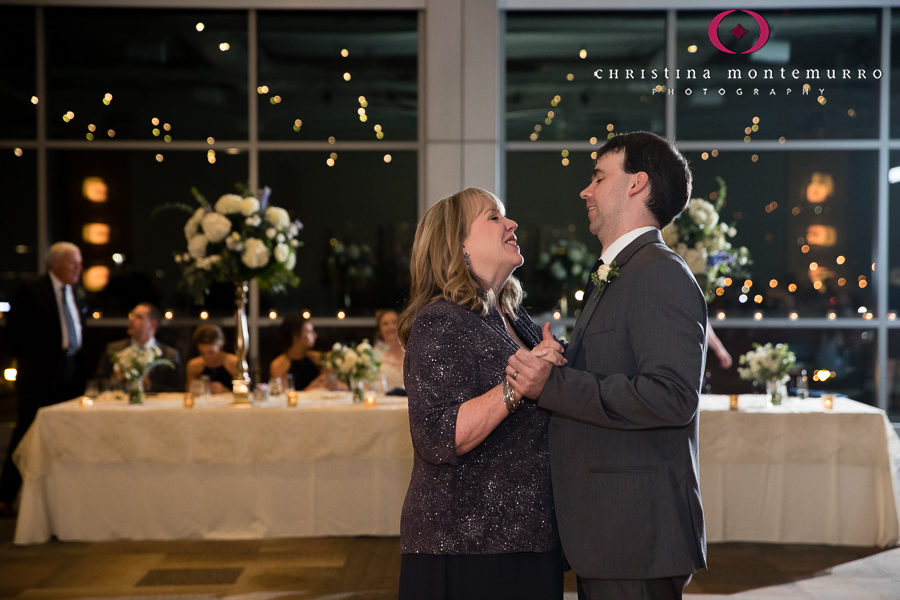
[565,229,664,356]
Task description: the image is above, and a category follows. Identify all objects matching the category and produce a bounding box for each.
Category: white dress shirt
[599,226,658,266]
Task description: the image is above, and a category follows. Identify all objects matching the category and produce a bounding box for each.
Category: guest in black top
[185,324,238,393]
[269,315,329,390]
[0,242,87,516]
[396,188,567,600]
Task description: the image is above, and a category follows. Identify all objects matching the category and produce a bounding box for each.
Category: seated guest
[185,324,238,393]
[373,309,405,393]
[95,302,183,392]
[269,315,329,390]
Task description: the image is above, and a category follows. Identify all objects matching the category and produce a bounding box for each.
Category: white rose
[286,252,296,270]
[266,228,276,239]
[277,233,285,243]
[332,343,342,352]
[688,198,719,230]
[188,234,208,259]
[596,264,612,282]
[265,206,290,230]
[241,238,270,268]
[214,193,244,215]
[661,222,680,247]
[184,207,205,241]
[225,231,243,251]
[245,215,262,227]
[274,243,290,264]
[240,197,259,216]
[201,212,232,243]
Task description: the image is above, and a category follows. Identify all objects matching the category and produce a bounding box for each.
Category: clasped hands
[506,322,565,401]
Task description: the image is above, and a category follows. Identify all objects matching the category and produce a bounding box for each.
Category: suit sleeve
[539,258,707,430]
[404,307,482,466]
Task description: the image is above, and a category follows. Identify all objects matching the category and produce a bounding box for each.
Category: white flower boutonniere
[589,259,620,293]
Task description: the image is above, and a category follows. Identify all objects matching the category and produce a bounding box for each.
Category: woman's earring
[464,252,471,269]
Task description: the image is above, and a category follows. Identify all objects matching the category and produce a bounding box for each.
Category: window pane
[706,327,876,409]
[677,9,880,140]
[47,149,249,316]
[259,151,416,316]
[0,6,36,139]
[685,150,877,317]
[257,11,417,141]
[506,12,667,143]
[0,150,37,303]
[45,8,248,141]
[890,329,900,421]
[890,151,900,315]
[506,150,599,315]
[891,13,900,138]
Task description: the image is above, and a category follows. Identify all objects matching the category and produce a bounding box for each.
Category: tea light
[823,394,834,410]
[287,390,298,407]
[365,394,376,406]
[183,393,194,408]
[232,379,250,403]
[728,394,739,411]
[79,396,94,407]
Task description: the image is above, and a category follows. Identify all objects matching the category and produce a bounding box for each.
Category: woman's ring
[512,370,518,380]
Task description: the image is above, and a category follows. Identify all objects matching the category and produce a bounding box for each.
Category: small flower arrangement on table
[662,177,751,302]
[737,342,796,406]
[322,340,381,403]
[112,345,175,404]
[169,185,303,303]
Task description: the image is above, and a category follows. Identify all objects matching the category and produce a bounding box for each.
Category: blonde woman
[397,188,566,600]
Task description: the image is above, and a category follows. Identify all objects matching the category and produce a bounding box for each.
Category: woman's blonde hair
[398,187,523,345]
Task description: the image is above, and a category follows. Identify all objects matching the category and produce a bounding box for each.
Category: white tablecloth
[700,394,900,547]
[13,392,413,544]
[13,392,900,546]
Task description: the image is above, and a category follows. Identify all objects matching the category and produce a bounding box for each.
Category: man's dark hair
[135,302,162,326]
[596,131,692,227]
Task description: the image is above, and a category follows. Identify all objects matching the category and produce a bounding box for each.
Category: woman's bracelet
[502,379,524,414]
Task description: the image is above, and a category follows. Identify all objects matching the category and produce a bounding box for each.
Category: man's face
[49,248,83,286]
[127,305,157,343]
[579,150,633,243]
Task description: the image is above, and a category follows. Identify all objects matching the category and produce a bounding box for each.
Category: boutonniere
[590,259,620,293]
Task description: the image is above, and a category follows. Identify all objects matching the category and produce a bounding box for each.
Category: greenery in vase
[322,340,381,386]
[737,342,796,385]
[162,185,303,304]
[661,177,751,302]
[112,345,175,384]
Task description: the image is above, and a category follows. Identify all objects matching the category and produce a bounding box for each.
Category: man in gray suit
[509,131,708,599]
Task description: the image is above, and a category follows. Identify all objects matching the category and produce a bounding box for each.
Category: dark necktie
[581,258,603,306]
[61,285,79,356]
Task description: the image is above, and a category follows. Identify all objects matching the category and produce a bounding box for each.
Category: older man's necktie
[62,285,79,356]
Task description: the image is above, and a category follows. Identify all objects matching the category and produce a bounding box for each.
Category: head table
[12,392,900,547]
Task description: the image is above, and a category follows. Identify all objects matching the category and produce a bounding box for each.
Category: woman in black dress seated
[269,314,329,390]
[185,324,239,393]
[397,187,567,600]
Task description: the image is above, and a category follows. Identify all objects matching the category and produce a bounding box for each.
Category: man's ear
[628,171,650,197]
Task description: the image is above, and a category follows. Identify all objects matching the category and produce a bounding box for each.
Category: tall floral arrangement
[662,177,751,302]
[168,186,302,303]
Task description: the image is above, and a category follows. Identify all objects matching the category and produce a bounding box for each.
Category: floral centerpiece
[322,340,381,403]
[172,186,303,303]
[737,342,796,406]
[112,345,175,404]
[534,238,597,313]
[662,177,751,302]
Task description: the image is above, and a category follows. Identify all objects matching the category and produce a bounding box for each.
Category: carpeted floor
[1,517,899,599]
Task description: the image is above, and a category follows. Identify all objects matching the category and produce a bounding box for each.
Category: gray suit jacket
[538,229,708,580]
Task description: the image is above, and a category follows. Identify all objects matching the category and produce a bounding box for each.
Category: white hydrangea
[241,238,270,268]
[687,198,719,230]
[201,212,232,243]
[265,206,290,230]
[274,243,291,264]
[183,207,205,241]
[240,196,259,216]
[676,243,707,275]
[214,193,244,215]
[188,234,208,259]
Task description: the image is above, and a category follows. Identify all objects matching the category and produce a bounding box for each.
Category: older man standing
[0,242,88,517]
[95,302,183,393]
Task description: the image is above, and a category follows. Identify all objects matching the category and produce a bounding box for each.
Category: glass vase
[765,378,787,407]
[348,377,365,404]
[127,378,144,405]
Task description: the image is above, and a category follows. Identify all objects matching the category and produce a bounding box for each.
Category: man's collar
[599,226,657,265]
[131,337,158,350]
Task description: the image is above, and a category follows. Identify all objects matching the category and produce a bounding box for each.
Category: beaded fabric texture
[400,299,558,554]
